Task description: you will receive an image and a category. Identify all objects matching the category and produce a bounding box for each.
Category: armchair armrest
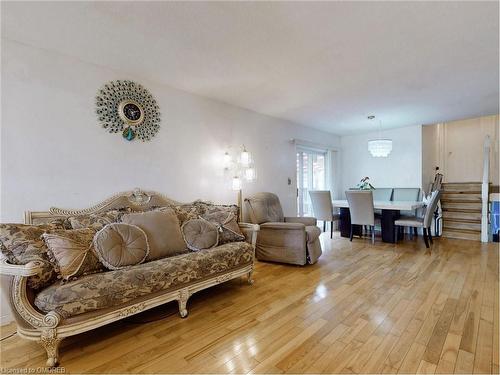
[0,258,44,277]
[284,217,317,226]
[238,223,260,232]
[238,222,260,249]
[260,222,305,230]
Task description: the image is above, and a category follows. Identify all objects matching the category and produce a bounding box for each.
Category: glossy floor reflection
[1,232,498,374]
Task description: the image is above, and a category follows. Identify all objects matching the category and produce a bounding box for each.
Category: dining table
[331,200,425,243]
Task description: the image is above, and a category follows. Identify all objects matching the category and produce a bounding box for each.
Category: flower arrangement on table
[356,177,375,190]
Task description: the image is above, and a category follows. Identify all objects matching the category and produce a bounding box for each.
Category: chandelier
[367,116,392,157]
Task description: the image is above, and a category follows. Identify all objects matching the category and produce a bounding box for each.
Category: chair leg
[423,228,430,248]
[330,221,333,239]
[413,227,418,237]
[323,221,326,232]
[394,225,398,243]
[371,226,375,244]
[349,225,353,241]
[428,227,433,244]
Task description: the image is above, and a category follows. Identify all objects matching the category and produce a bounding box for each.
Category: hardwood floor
[1,233,498,374]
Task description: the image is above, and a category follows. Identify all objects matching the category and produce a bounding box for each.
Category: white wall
[422,124,441,191]
[340,125,423,195]
[0,40,340,323]
[442,115,499,184]
[421,115,499,188]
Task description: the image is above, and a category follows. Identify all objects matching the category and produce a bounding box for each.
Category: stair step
[441,202,482,210]
[442,182,482,192]
[442,211,482,221]
[440,183,485,241]
[442,228,481,241]
[442,190,482,195]
[442,182,482,184]
[441,193,482,201]
[443,220,481,231]
[442,207,481,213]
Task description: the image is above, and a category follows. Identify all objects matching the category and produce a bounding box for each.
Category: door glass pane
[296,152,302,216]
[297,149,327,217]
[302,152,310,216]
[312,154,325,190]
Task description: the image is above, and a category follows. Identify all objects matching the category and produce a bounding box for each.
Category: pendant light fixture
[367,115,392,157]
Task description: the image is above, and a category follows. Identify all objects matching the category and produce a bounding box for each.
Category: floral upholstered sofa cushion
[0,223,62,289]
[34,241,254,318]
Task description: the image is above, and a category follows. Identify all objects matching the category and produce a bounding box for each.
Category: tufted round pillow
[181,219,219,251]
[93,223,149,270]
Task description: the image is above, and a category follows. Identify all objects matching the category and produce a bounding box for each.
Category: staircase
[441,182,483,241]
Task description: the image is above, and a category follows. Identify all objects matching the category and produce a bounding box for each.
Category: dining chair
[393,188,421,236]
[345,190,379,244]
[309,190,340,239]
[392,188,420,202]
[372,188,393,219]
[394,190,441,248]
[372,188,393,201]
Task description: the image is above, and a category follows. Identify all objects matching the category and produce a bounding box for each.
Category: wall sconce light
[245,167,256,182]
[223,152,232,169]
[222,145,256,220]
[232,176,242,191]
[240,145,252,167]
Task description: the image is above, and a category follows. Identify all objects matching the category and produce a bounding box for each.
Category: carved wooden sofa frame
[0,189,259,367]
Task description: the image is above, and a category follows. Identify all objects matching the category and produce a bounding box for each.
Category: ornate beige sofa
[0,189,259,367]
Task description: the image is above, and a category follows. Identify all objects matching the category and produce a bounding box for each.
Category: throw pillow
[194,201,240,219]
[42,228,104,281]
[181,219,219,251]
[68,208,130,230]
[153,205,198,225]
[0,223,61,289]
[202,211,245,244]
[121,209,187,261]
[93,223,149,270]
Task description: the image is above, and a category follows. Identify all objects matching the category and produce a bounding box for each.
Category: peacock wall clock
[95,80,161,141]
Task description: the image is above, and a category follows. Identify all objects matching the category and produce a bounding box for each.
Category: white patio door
[297,147,327,216]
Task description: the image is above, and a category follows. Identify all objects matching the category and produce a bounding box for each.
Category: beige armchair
[244,192,322,265]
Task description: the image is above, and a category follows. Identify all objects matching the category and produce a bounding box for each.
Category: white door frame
[296,146,328,216]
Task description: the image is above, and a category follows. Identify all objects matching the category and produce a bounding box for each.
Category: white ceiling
[2,1,498,135]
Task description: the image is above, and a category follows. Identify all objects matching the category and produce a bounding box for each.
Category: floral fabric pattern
[0,223,61,290]
[199,202,240,219]
[68,208,131,230]
[152,205,198,225]
[152,201,240,224]
[34,241,254,318]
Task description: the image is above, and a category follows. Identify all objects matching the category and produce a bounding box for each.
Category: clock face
[118,100,144,125]
[123,103,142,121]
